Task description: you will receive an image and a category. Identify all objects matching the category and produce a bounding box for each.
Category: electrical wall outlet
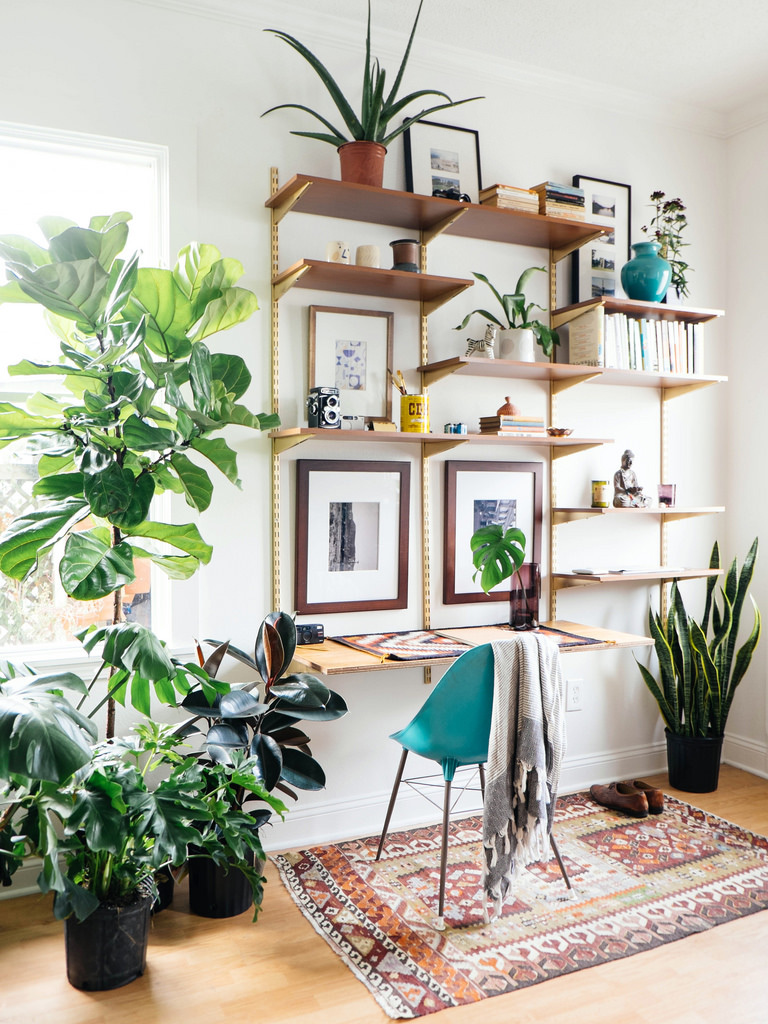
[566,678,583,712]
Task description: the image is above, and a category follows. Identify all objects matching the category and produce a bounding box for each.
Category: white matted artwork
[443,461,543,604]
[571,175,631,302]
[403,120,482,203]
[295,460,410,614]
[309,306,393,423]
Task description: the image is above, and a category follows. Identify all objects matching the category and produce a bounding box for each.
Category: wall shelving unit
[267,168,725,672]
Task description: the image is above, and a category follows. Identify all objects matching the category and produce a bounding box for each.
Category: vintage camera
[307,386,341,428]
[432,187,471,202]
[296,622,325,645]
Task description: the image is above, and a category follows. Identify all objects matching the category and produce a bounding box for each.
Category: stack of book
[479,413,546,436]
[479,183,539,212]
[530,181,586,219]
[567,304,705,373]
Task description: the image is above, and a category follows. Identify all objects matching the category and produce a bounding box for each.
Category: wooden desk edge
[290,621,652,676]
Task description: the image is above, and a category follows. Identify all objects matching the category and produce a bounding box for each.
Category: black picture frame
[295,459,410,615]
[403,119,482,203]
[570,175,631,303]
[443,460,543,604]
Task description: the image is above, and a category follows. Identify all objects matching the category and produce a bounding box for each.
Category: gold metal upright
[548,252,558,621]
[420,235,432,685]
[270,167,282,611]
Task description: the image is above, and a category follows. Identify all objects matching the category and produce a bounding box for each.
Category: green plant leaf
[173,243,223,307]
[169,452,213,511]
[128,544,200,580]
[269,673,330,708]
[189,287,259,342]
[188,436,240,484]
[469,524,526,593]
[48,223,128,272]
[121,414,177,452]
[0,234,52,268]
[0,402,64,442]
[13,258,110,329]
[0,497,89,580]
[124,520,213,563]
[211,352,251,401]
[188,341,213,413]
[59,532,136,600]
[279,747,325,790]
[124,267,195,359]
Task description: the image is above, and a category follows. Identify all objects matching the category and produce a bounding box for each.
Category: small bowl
[547,427,573,437]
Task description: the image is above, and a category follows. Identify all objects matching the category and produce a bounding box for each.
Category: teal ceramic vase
[620,241,672,302]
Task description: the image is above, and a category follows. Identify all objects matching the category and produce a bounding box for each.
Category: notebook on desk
[435,624,603,648]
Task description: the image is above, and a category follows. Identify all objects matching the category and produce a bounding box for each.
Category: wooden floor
[1,765,767,1024]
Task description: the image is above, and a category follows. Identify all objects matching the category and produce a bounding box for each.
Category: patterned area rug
[273,791,768,1018]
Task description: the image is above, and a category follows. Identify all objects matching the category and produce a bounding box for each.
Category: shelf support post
[270,167,282,611]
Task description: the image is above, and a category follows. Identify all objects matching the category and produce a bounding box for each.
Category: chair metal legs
[437,777,452,921]
[549,831,572,889]
[375,748,408,861]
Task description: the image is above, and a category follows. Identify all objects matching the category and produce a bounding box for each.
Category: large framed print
[295,460,410,614]
[570,175,631,302]
[404,119,482,203]
[443,460,543,604]
[309,306,394,424]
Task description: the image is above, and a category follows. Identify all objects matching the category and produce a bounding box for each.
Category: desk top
[290,621,652,676]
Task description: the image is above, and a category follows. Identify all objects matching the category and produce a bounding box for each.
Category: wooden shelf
[271,258,472,312]
[553,505,725,524]
[417,354,725,394]
[553,568,722,591]
[265,174,607,260]
[269,426,610,456]
[289,620,654,676]
[552,296,724,328]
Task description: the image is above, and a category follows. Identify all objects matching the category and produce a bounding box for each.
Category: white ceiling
[260,0,768,117]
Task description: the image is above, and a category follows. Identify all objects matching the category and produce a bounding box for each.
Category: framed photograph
[404,119,482,203]
[443,460,543,604]
[570,175,631,303]
[309,306,394,424]
[295,460,410,614]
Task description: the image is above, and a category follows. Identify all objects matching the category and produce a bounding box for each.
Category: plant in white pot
[454,267,559,361]
[262,0,481,187]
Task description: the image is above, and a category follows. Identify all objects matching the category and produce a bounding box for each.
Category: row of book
[479,181,585,220]
[479,413,546,436]
[568,305,704,374]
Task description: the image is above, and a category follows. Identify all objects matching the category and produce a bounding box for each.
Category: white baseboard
[0,859,41,899]
[723,731,768,779]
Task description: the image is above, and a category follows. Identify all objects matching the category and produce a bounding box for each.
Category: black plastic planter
[188,853,257,918]
[665,729,724,793]
[64,893,152,991]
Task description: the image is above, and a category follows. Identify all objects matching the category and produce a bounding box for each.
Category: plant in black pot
[637,539,761,793]
[0,688,213,990]
[177,611,348,919]
[0,213,277,985]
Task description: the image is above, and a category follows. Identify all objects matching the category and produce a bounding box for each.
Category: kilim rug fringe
[272,791,768,1019]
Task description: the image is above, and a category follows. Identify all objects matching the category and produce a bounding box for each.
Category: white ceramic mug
[355,244,380,268]
[326,240,351,264]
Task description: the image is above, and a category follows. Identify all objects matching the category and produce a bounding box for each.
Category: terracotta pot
[337,141,387,188]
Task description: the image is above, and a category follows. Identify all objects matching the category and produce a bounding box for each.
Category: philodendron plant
[0,214,278,737]
[454,266,560,356]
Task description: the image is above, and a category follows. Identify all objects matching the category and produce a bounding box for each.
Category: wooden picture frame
[308,306,394,424]
[295,460,410,614]
[443,460,543,604]
[570,175,632,302]
[403,119,482,203]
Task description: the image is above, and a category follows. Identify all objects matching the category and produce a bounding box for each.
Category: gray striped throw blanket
[483,633,565,919]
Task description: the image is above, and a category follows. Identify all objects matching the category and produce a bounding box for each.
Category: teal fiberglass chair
[375,643,571,922]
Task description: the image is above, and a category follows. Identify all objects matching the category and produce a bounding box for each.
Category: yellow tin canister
[400,394,430,432]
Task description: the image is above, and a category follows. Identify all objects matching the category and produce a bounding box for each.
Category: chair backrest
[392,644,495,771]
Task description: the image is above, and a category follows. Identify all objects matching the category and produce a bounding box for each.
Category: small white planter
[499,327,535,362]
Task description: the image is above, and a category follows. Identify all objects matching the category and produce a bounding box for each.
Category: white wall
[0,0,762,866]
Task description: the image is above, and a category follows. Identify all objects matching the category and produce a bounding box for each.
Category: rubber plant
[454,267,560,356]
[637,539,761,736]
[262,0,481,148]
[0,213,278,738]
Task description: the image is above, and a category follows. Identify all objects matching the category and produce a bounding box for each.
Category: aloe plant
[0,214,278,737]
[454,267,560,356]
[637,539,761,737]
[262,0,481,147]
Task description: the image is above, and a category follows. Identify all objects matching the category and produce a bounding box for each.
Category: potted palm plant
[454,267,560,360]
[262,0,481,187]
[637,539,760,792]
[0,212,277,985]
[176,611,348,918]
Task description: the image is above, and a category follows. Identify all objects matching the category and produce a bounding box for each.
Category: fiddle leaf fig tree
[0,214,278,736]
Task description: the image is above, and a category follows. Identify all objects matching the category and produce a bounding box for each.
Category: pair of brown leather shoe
[589,779,664,817]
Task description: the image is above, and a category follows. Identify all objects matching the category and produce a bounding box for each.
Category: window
[0,122,169,652]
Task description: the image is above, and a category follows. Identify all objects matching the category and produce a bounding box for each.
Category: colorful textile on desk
[483,634,565,919]
[332,630,472,661]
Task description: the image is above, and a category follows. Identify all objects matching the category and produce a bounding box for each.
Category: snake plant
[262,0,481,147]
[637,539,761,737]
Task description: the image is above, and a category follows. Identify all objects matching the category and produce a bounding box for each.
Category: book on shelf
[530,181,585,200]
[480,183,538,200]
[480,414,545,427]
[568,304,604,366]
[479,428,548,436]
[481,195,539,211]
[566,307,705,375]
